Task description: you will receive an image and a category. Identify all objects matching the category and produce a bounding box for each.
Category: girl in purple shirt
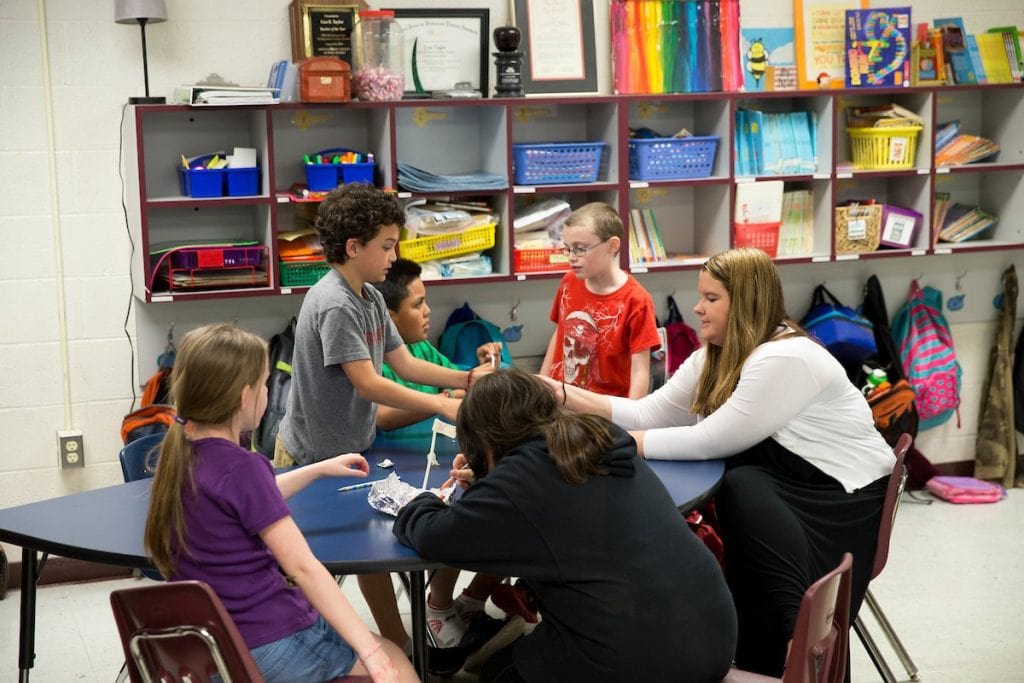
[144,323,417,683]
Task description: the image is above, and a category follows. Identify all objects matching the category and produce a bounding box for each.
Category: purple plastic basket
[170,246,264,269]
[629,136,718,180]
[512,142,606,185]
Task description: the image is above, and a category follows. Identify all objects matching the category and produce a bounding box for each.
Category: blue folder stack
[397,162,508,193]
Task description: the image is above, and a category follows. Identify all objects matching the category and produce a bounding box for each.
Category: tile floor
[1,488,1022,682]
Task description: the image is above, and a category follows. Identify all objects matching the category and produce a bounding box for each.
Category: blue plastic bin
[512,142,606,185]
[225,168,260,196]
[628,136,718,180]
[178,168,224,198]
[304,147,376,191]
[340,162,375,184]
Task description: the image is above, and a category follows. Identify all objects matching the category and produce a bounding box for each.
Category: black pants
[478,643,525,683]
[716,438,887,677]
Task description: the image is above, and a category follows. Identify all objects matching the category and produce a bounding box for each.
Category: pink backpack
[925,476,1005,504]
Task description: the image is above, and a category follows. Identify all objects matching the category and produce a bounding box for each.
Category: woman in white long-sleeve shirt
[547,247,894,677]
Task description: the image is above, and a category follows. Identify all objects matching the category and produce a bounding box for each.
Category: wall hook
[954,270,967,291]
[509,298,520,323]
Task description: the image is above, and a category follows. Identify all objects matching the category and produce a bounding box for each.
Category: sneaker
[461,614,526,673]
[453,591,487,623]
[427,604,467,648]
[491,582,540,624]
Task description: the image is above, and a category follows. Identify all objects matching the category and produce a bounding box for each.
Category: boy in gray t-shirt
[274,183,490,658]
[275,183,481,467]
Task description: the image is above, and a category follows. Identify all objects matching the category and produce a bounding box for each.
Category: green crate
[280,261,330,287]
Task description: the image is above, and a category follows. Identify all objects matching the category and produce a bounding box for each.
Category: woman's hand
[361,640,399,683]
[320,453,370,478]
[449,453,475,489]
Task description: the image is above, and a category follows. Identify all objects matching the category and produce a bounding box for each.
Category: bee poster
[741,28,796,91]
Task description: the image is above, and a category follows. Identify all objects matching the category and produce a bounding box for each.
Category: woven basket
[835,204,882,254]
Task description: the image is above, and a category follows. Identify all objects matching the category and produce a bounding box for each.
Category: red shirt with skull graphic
[548,272,661,396]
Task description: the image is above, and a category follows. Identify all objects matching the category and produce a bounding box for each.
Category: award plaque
[289,0,365,64]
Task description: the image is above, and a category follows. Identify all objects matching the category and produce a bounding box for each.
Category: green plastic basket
[279,261,330,287]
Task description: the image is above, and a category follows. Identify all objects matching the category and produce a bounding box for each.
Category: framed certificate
[389,8,490,98]
[515,0,597,94]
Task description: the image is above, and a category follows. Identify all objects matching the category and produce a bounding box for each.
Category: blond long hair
[144,324,268,577]
[456,368,614,484]
[691,248,804,416]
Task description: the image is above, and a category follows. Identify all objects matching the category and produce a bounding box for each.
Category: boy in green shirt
[370,259,517,672]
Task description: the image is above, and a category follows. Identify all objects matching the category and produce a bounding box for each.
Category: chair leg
[863,589,921,680]
[114,661,128,683]
[854,616,898,683]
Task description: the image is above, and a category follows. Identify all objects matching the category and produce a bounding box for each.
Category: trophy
[493,23,524,97]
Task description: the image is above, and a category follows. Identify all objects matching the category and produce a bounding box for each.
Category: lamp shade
[115,0,166,24]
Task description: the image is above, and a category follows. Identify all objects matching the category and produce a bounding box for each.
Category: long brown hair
[456,368,615,484]
[144,324,268,577]
[691,248,804,416]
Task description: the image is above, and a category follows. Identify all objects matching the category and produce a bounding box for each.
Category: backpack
[865,378,918,447]
[892,281,962,430]
[800,284,877,366]
[925,476,1005,504]
[664,294,701,376]
[439,303,512,370]
[121,403,176,445]
[254,317,296,458]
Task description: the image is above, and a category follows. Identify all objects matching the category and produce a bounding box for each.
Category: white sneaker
[427,604,467,648]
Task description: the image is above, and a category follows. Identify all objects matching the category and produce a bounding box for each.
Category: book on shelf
[735,180,785,225]
[932,192,952,234]
[777,189,814,256]
[173,84,279,105]
[629,209,667,263]
[845,7,913,88]
[974,33,1016,83]
[934,134,1000,166]
[934,121,960,152]
[938,204,999,243]
[735,109,817,176]
[847,103,923,128]
[987,26,1023,79]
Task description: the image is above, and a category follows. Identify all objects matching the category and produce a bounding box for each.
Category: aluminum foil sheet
[368,473,456,516]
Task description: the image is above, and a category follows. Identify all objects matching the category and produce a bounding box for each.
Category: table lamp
[115,0,167,104]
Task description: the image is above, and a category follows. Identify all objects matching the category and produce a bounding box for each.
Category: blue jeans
[249,615,357,683]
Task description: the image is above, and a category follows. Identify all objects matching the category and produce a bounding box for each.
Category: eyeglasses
[559,239,609,258]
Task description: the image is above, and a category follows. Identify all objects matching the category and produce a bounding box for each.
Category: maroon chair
[110,580,370,682]
[853,433,919,683]
[722,552,853,683]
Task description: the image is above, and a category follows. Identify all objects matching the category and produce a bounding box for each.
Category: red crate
[514,248,570,273]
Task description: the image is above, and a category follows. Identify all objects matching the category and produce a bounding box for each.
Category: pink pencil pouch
[925,476,1006,504]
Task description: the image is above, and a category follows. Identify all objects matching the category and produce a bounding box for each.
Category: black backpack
[254,318,296,458]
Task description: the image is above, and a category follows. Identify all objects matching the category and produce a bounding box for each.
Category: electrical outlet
[57,430,85,468]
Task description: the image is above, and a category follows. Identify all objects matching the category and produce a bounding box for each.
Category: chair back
[871,433,912,580]
[110,580,266,683]
[783,552,853,683]
[119,433,165,482]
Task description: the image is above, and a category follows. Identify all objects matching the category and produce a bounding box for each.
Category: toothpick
[423,429,439,489]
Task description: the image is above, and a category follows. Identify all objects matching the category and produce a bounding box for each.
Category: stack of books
[973,26,1023,84]
[734,109,817,176]
[934,121,1000,165]
[846,103,924,129]
[934,194,999,243]
[629,209,667,263]
[777,189,814,257]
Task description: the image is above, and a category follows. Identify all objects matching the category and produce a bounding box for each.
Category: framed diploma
[389,8,490,98]
[289,0,362,64]
[514,0,597,94]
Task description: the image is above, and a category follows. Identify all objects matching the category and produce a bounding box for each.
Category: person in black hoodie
[394,368,737,682]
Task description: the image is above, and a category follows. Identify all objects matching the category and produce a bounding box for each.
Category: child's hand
[438,395,461,423]
[323,453,370,478]
[476,341,503,367]
[449,453,475,489]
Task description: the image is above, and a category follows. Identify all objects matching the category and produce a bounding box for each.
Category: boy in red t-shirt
[541,202,661,398]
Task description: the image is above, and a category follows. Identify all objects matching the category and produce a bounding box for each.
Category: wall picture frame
[388,8,490,98]
[514,0,597,95]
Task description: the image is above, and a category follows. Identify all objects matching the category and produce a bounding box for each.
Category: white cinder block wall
[0,0,1022,558]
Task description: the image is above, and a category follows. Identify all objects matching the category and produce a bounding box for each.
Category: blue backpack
[439,303,512,370]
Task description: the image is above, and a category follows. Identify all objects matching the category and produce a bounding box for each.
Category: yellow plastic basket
[398,223,496,263]
[846,126,922,170]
